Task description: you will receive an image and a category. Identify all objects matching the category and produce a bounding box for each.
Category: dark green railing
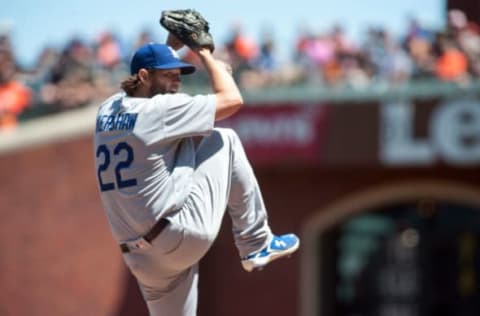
[183,79,480,104]
[18,79,480,123]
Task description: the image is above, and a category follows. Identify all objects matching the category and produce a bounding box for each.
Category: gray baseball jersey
[94,91,272,316]
[94,92,215,242]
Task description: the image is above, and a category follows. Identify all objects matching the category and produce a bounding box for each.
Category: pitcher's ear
[138,68,150,83]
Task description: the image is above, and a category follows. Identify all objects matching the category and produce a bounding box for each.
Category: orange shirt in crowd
[0,81,32,130]
[234,35,258,61]
[435,49,468,81]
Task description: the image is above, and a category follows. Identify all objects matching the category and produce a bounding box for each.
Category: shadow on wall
[114,271,149,316]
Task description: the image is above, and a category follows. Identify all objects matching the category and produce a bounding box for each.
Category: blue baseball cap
[130,43,196,75]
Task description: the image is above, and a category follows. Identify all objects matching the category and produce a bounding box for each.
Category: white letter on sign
[380,101,434,165]
[431,100,480,165]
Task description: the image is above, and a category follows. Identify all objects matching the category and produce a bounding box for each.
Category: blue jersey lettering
[96,113,138,132]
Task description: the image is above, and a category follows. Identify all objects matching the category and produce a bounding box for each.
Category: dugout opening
[301,180,480,316]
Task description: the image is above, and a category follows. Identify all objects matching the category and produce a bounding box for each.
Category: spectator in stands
[239,31,278,89]
[95,31,122,71]
[0,32,12,52]
[306,33,336,68]
[32,47,60,82]
[433,33,468,81]
[447,9,480,78]
[447,9,468,38]
[293,29,333,84]
[238,30,305,90]
[379,32,413,83]
[403,17,437,79]
[225,23,259,72]
[363,28,389,80]
[255,35,276,70]
[94,31,128,88]
[331,24,357,57]
[294,26,312,64]
[322,25,361,86]
[342,52,372,89]
[330,26,371,88]
[0,47,32,130]
[40,38,112,110]
[459,22,480,77]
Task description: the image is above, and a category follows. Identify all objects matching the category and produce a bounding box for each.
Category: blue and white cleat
[241,234,300,272]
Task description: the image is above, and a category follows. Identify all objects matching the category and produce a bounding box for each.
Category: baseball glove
[160,9,215,52]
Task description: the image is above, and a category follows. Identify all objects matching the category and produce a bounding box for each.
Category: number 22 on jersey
[96,142,137,192]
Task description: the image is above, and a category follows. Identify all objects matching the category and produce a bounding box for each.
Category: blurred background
[1,0,480,315]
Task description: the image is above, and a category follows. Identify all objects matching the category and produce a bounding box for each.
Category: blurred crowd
[1,9,480,130]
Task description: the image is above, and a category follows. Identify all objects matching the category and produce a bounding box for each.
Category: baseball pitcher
[93,9,299,316]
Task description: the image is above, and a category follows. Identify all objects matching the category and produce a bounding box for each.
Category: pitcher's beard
[149,85,179,96]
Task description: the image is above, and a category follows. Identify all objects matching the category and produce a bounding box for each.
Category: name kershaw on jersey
[96,113,138,132]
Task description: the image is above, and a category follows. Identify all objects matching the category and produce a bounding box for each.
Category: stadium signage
[380,100,480,166]
[220,105,326,165]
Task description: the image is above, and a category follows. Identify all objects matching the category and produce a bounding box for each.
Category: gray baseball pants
[122,128,272,316]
